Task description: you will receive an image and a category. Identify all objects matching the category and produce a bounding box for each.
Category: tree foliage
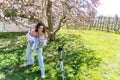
[0,0,100,41]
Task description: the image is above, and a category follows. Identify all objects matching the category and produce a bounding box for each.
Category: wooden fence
[82,16,120,32]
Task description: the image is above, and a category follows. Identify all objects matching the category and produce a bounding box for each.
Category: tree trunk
[49,33,56,41]
[46,0,55,41]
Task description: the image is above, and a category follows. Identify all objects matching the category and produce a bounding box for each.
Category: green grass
[81,30,120,80]
[0,29,120,80]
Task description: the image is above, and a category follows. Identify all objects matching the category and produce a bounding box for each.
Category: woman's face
[38,26,43,33]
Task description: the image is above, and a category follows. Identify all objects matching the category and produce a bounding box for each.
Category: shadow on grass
[0,32,102,80]
[0,65,46,80]
[0,32,27,49]
[43,33,102,80]
[0,32,26,39]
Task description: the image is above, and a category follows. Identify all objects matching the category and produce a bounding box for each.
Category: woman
[24,23,47,78]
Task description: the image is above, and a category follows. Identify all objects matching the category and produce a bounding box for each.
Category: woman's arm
[37,45,45,49]
[37,39,47,49]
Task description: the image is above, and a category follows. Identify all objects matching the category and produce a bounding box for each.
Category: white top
[26,32,35,43]
[26,32,36,50]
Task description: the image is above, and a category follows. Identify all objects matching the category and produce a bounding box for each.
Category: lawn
[0,29,120,80]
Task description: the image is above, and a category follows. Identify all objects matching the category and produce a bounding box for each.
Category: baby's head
[39,34,45,41]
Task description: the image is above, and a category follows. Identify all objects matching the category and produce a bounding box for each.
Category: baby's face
[39,35,45,41]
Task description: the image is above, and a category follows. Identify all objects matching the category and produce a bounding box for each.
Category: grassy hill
[0,29,120,80]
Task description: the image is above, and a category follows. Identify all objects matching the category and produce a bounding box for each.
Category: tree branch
[54,16,66,34]
[46,0,53,31]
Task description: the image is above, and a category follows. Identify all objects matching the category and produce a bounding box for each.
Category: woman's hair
[35,22,45,33]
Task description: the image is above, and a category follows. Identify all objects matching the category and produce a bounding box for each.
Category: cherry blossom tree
[0,0,100,41]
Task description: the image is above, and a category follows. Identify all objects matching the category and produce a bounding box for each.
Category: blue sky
[97,0,120,17]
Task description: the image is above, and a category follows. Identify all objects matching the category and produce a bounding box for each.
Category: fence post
[106,17,110,32]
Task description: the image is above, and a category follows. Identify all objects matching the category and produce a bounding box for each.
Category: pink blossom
[0,0,4,5]
[53,12,58,16]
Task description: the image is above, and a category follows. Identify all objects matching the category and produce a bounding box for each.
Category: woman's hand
[28,40,34,45]
[37,45,44,49]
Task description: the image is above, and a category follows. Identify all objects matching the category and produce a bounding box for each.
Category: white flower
[0,12,4,18]
[50,0,56,2]
[13,4,21,9]
[50,31,54,34]
[5,17,9,20]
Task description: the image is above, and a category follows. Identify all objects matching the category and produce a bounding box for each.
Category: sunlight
[97,0,120,16]
[0,73,5,80]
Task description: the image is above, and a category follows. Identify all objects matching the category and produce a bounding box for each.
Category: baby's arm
[37,45,44,48]
[37,40,47,49]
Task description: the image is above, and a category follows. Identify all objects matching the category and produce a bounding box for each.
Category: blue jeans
[26,42,45,74]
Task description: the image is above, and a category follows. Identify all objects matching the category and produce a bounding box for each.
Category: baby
[26,32,47,50]
[38,34,47,47]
